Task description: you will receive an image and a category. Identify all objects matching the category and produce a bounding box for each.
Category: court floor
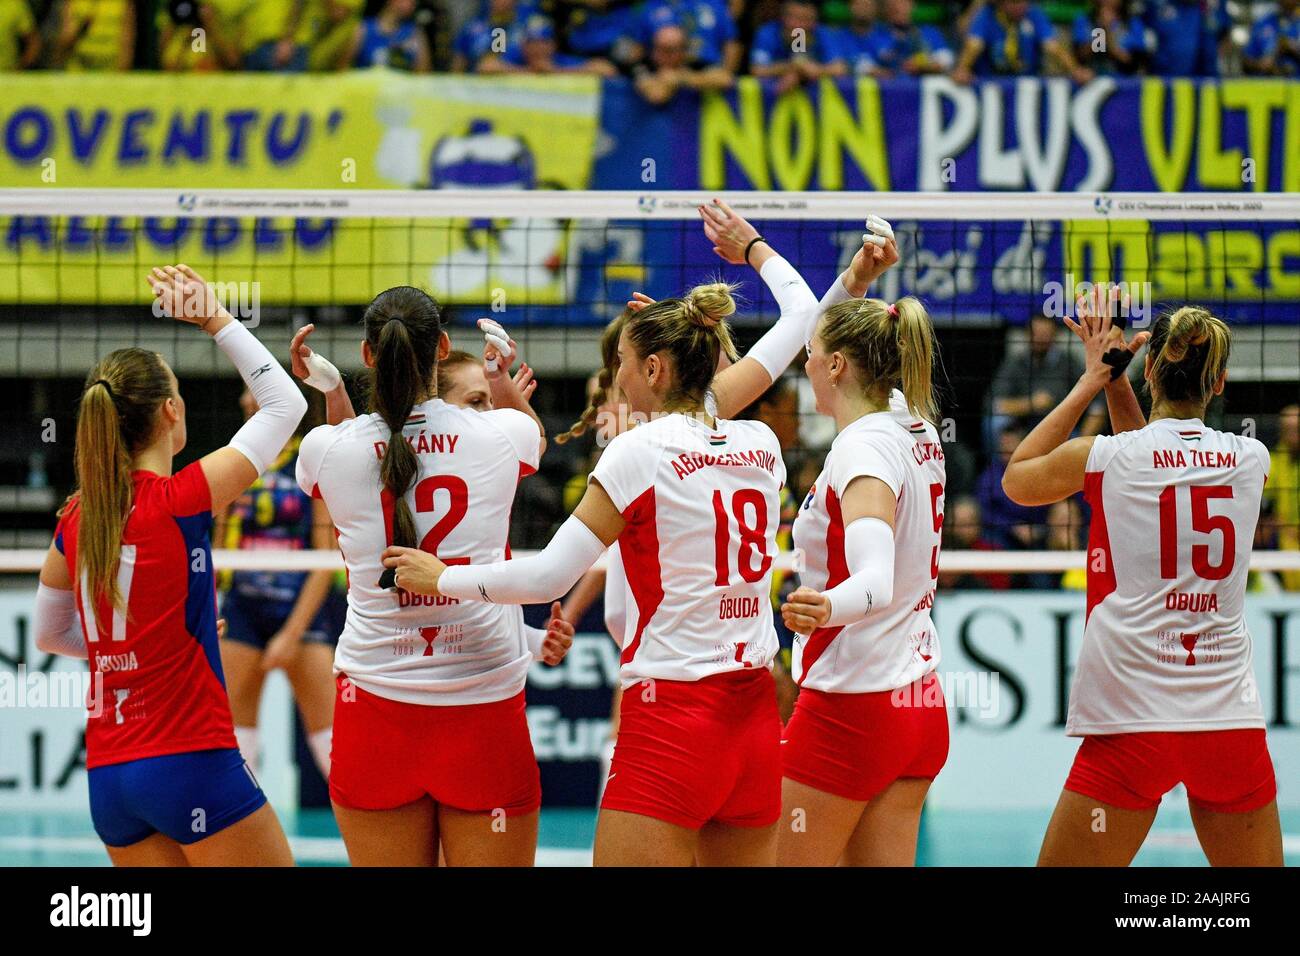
[2,805,1296,866]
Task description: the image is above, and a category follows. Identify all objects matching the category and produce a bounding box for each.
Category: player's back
[590,412,786,686]
[793,406,946,693]
[297,398,541,705]
[1071,416,1269,733]
[55,463,234,768]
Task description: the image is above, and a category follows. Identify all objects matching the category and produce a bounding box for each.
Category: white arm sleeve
[603,547,627,646]
[524,624,547,660]
[215,321,308,476]
[744,254,821,380]
[35,584,88,660]
[819,272,855,310]
[438,515,607,605]
[822,517,896,628]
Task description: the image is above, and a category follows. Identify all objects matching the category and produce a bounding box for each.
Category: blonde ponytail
[818,296,940,423]
[1147,306,1231,407]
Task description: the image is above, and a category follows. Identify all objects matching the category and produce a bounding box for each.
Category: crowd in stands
[3,0,1300,88]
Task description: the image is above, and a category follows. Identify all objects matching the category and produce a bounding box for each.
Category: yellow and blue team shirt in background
[0,0,36,70]
[968,4,1055,75]
[62,0,130,70]
[310,0,366,70]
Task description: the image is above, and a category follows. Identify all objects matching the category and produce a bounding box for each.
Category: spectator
[0,0,40,70]
[631,0,742,74]
[1140,0,1227,77]
[1243,0,1300,75]
[871,0,954,75]
[238,0,310,71]
[952,0,1093,84]
[453,0,528,73]
[750,0,847,93]
[1026,497,1086,590]
[937,496,1012,590]
[973,420,1047,550]
[159,1,241,71]
[1072,0,1150,74]
[565,0,641,63]
[834,0,887,76]
[311,0,366,70]
[54,0,136,70]
[988,313,1106,445]
[344,0,432,70]
[1264,403,1300,589]
[501,12,617,74]
[633,22,735,102]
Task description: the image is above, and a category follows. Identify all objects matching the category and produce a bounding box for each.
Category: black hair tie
[744,236,768,266]
[93,379,116,399]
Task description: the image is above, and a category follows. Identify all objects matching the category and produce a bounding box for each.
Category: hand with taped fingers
[781,585,833,636]
[290,323,342,393]
[540,601,575,666]
[845,215,900,295]
[1064,283,1150,385]
[380,546,447,596]
[478,317,517,376]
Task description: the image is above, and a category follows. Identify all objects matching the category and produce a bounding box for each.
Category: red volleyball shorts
[329,675,541,816]
[601,668,782,830]
[1064,729,1277,813]
[781,673,950,802]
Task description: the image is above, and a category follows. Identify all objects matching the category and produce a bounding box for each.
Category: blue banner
[596,75,1300,193]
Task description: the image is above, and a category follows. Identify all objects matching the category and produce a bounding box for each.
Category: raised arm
[478,318,546,459]
[290,323,357,425]
[1063,285,1150,435]
[702,201,899,418]
[148,265,307,513]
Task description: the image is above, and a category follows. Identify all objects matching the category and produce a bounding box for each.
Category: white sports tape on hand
[302,351,341,393]
[478,318,511,372]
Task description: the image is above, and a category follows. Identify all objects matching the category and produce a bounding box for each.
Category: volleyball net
[0,189,1297,578]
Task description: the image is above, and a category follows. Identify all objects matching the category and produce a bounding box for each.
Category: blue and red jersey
[55,462,236,769]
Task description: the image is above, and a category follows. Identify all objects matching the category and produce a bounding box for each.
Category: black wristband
[1101,346,1135,381]
[744,236,768,266]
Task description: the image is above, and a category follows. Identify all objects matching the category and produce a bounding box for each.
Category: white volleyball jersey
[791,406,945,694]
[1067,417,1269,735]
[590,413,785,688]
[297,399,541,706]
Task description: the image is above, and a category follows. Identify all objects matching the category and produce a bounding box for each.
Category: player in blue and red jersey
[34,264,306,866]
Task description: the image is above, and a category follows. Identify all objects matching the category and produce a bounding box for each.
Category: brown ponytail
[70,349,173,612]
[817,296,940,423]
[1146,306,1231,408]
[364,286,442,549]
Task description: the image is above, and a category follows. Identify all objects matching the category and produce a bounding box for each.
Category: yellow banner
[0,71,600,304]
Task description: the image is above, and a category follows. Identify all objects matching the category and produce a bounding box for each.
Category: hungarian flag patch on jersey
[406,413,427,427]
[1178,430,1202,442]
[709,433,727,446]
[908,422,926,435]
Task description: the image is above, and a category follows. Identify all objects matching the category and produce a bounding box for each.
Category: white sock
[596,737,616,804]
[234,725,260,773]
[308,727,333,779]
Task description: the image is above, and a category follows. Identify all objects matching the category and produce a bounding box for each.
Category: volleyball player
[293,289,568,866]
[380,281,794,866]
[290,317,569,671]
[1003,292,1283,866]
[34,264,302,866]
[216,389,344,781]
